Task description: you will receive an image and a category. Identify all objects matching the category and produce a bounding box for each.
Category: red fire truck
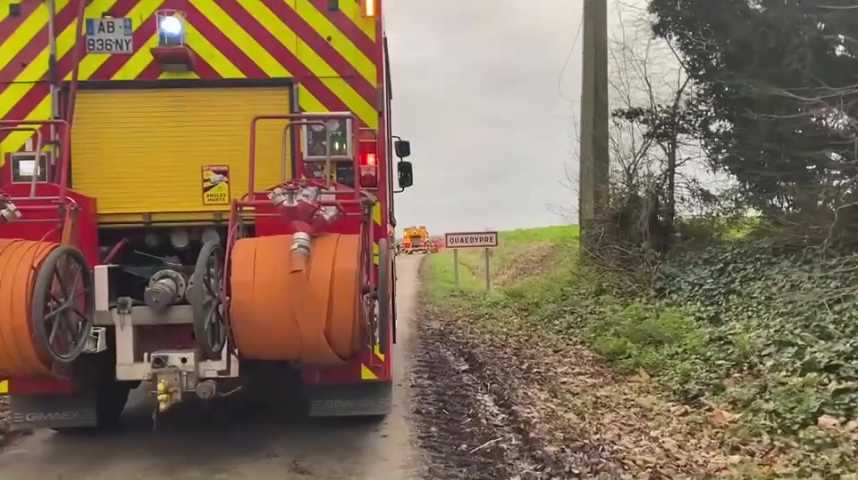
[0,0,412,430]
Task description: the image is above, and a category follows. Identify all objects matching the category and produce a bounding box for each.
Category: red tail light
[359,144,378,188]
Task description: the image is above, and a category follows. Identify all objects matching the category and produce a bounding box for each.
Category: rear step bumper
[5,379,394,430]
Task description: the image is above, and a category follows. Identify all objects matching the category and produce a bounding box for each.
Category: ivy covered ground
[415,226,858,479]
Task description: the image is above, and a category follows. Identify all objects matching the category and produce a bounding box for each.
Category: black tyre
[53,349,135,433]
[95,380,133,428]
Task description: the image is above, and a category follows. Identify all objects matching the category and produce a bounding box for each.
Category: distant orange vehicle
[428,237,444,253]
[402,226,431,254]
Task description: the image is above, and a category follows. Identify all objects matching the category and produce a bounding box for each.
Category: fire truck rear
[0,0,413,430]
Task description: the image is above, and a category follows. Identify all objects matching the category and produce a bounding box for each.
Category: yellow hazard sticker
[0,379,8,394]
[361,364,378,381]
[202,165,230,205]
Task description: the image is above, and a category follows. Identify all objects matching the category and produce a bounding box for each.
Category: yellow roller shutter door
[72,87,292,218]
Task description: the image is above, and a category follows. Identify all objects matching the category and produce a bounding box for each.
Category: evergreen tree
[649,0,858,214]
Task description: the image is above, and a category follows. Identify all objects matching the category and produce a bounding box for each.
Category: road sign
[444,231,498,249]
[445,231,498,291]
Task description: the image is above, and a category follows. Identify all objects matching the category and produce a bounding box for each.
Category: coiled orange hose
[230,234,362,365]
[0,239,59,377]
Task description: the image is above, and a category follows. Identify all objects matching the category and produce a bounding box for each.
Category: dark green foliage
[659,242,858,431]
[648,0,858,214]
[588,303,707,376]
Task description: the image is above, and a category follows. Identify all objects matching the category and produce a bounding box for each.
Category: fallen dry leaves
[709,409,740,429]
[412,303,772,479]
[817,415,842,432]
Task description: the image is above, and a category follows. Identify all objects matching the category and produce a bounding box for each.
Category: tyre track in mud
[411,297,739,480]
[411,307,621,480]
[412,313,534,479]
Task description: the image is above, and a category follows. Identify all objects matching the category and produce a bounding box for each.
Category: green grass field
[421,225,579,304]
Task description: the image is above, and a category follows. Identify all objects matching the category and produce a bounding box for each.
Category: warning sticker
[202,165,230,205]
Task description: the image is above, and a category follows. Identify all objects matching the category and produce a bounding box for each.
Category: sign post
[444,231,499,291]
[453,250,460,288]
[484,248,491,291]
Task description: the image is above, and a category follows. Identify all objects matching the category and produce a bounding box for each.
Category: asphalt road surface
[0,255,425,480]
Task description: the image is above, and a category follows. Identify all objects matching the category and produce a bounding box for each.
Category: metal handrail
[0,119,71,199]
[0,126,42,197]
[246,112,361,200]
[64,0,88,130]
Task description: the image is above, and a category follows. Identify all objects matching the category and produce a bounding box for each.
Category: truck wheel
[53,351,136,433]
[51,381,132,433]
[95,380,132,428]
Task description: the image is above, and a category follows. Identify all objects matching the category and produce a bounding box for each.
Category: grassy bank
[424,226,707,390]
[423,225,578,303]
[424,227,703,375]
[424,225,701,379]
[421,225,858,478]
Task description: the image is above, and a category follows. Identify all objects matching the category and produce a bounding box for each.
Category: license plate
[85,18,134,54]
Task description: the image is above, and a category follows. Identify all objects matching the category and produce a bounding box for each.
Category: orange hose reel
[0,239,60,377]
[229,233,363,365]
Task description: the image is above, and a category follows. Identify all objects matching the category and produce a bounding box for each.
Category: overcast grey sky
[386,1,583,235]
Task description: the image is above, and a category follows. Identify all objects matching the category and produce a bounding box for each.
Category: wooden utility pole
[579,0,610,251]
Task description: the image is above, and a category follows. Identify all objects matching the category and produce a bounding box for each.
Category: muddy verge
[411,303,742,480]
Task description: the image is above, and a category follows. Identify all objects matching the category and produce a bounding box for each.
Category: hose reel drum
[0,240,94,378]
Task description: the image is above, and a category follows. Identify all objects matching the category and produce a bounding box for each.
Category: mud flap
[9,393,98,430]
[307,381,392,417]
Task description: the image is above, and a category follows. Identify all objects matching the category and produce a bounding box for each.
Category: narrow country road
[0,255,425,480]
